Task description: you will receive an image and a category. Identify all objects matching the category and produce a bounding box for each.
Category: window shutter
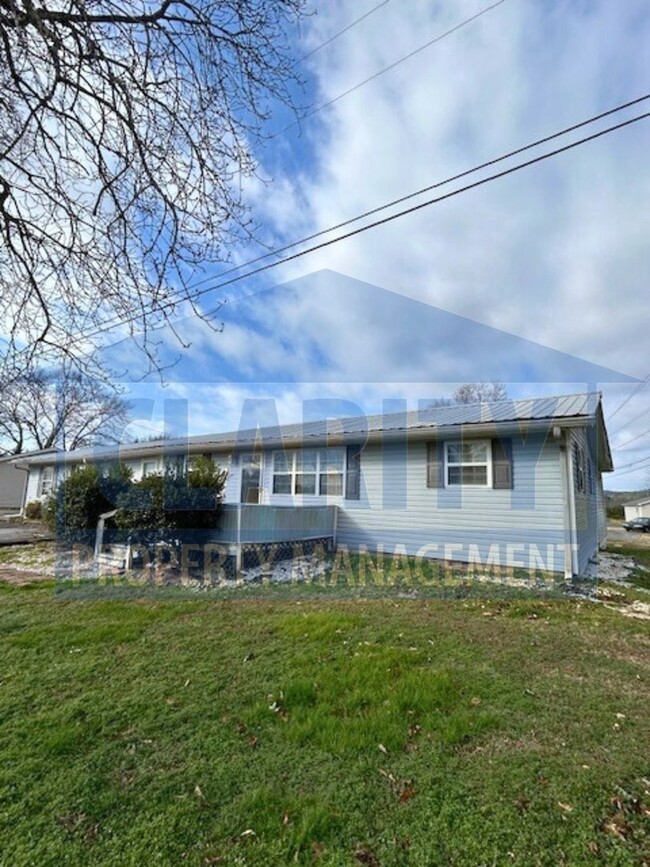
[426,440,444,488]
[492,437,513,489]
[345,445,361,500]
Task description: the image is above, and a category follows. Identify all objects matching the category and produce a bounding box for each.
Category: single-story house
[623,497,650,521]
[12,392,612,577]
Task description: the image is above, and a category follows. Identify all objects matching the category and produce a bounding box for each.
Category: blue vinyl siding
[335,434,568,573]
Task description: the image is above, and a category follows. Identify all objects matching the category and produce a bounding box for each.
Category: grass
[0,566,649,866]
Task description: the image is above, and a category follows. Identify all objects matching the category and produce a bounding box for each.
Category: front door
[240,453,262,503]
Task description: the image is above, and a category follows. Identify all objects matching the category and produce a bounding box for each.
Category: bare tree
[0,0,305,376]
[0,366,130,453]
[427,383,509,408]
[452,382,508,404]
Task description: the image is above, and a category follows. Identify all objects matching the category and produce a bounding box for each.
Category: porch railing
[210,503,337,545]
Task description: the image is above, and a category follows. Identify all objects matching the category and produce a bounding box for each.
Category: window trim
[444,439,492,488]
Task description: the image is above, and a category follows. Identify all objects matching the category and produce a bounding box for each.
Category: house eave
[11,414,598,467]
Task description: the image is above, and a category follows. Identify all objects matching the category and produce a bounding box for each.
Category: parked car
[623,517,650,533]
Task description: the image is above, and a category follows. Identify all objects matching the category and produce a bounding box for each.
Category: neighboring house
[623,498,650,521]
[0,449,57,514]
[12,392,612,577]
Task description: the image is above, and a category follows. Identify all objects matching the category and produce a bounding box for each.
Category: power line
[90,104,650,343]
[612,454,650,472]
[275,0,506,136]
[296,0,391,64]
[610,400,650,437]
[612,460,650,478]
[86,93,650,342]
[607,373,650,422]
[181,91,650,299]
[615,423,650,451]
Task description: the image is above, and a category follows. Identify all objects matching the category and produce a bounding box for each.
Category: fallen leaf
[194,785,205,800]
[398,786,417,803]
[354,846,379,866]
[184,679,191,688]
[282,812,290,826]
[378,743,388,754]
[558,802,573,813]
[470,696,481,706]
[240,829,256,837]
[246,736,259,748]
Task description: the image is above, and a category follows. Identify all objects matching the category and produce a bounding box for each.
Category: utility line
[612,454,650,472]
[612,460,650,478]
[610,400,650,437]
[88,104,650,342]
[615,423,650,451]
[275,0,506,136]
[183,91,650,298]
[296,0,391,64]
[90,95,650,338]
[607,373,650,422]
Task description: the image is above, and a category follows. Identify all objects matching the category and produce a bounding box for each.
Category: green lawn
[0,572,649,865]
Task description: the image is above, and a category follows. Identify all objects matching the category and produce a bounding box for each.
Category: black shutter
[492,437,513,489]
[345,445,361,500]
[426,440,445,488]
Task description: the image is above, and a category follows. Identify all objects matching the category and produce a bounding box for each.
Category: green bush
[24,501,42,520]
[115,461,226,534]
[45,463,133,535]
[606,504,624,520]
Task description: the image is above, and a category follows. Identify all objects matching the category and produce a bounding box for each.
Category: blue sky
[102,0,650,489]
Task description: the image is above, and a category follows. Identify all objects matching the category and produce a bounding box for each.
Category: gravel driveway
[608,524,650,547]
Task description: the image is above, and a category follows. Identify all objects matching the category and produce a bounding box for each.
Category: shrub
[24,501,42,520]
[607,504,624,520]
[115,462,226,536]
[44,463,133,535]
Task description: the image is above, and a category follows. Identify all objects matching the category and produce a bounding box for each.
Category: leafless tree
[428,382,509,408]
[0,0,305,376]
[0,365,130,452]
[452,382,508,404]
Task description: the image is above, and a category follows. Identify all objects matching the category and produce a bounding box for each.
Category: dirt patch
[0,566,51,586]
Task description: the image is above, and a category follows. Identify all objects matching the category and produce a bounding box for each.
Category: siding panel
[335,434,567,573]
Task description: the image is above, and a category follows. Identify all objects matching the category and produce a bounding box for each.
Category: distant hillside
[605,489,650,507]
[604,489,650,518]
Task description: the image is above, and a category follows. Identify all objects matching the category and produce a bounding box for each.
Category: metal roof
[13,392,606,466]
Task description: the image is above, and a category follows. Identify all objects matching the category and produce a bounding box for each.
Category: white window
[142,460,159,477]
[240,452,262,504]
[295,449,317,495]
[38,466,54,497]
[318,448,344,496]
[445,441,491,487]
[273,448,344,496]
